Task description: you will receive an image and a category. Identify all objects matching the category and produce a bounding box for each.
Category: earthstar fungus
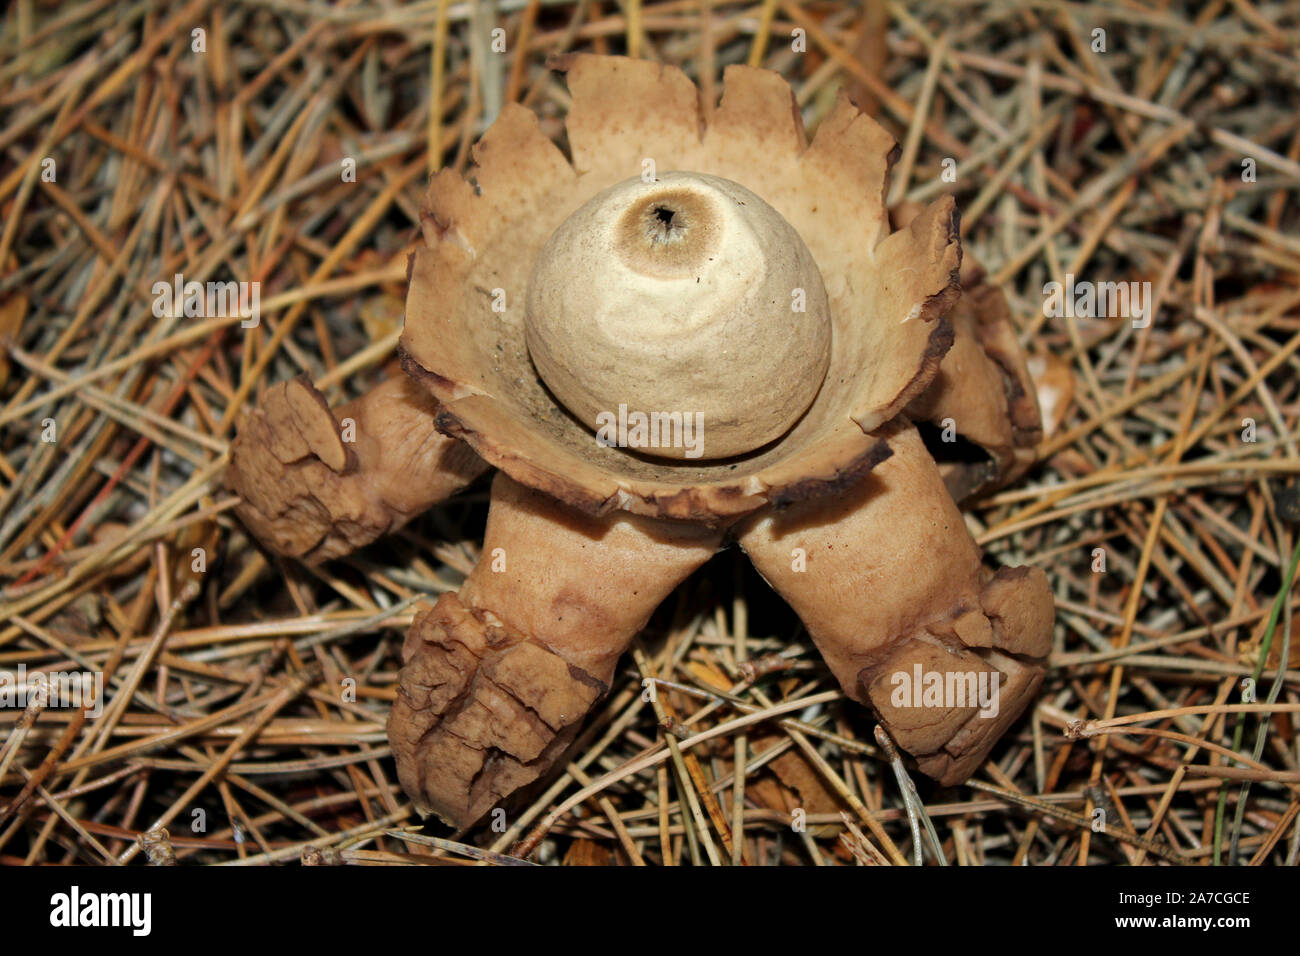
[226,55,1056,829]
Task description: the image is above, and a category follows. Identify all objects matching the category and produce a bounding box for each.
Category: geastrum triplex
[227,55,1054,829]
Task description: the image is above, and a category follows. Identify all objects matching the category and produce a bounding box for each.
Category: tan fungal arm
[906,265,1043,500]
[226,376,488,562]
[738,421,1054,785]
[389,472,722,828]
[890,200,1041,502]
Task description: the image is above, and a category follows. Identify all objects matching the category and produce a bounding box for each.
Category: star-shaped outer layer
[399,54,962,521]
[385,56,1055,829]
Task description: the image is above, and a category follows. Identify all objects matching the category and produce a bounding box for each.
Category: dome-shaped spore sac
[525,171,832,461]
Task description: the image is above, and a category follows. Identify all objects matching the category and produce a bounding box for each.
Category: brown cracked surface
[390,473,722,826]
[226,376,487,562]
[390,590,606,827]
[739,421,1053,785]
